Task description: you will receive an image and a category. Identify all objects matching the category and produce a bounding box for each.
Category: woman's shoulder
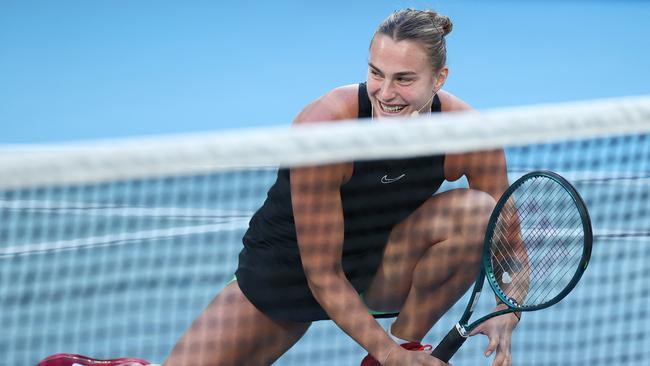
[293,84,360,125]
[438,90,473,112]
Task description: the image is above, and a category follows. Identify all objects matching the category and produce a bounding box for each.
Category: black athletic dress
[236,83,446,322]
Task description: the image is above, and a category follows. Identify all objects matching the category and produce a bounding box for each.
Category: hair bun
[423,10,453,36]
[433,14,453,36]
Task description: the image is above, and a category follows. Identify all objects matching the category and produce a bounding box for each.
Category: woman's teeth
[380,102,405,113]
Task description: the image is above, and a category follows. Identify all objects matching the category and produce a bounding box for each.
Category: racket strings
[524,213,583,305]
[524,237,580,305]
[490,180,555,290]
[491,178,585,307]
[492,215,529,303]
[494,183,558,281]
[511,188,580,304]
[492,215,530,304]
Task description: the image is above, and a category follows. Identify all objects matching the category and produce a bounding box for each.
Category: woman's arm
[289,86,400,362]
[291,163,398,362]
[439,90,509,200]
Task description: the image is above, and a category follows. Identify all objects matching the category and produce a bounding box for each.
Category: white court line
[0,225,645,259]
[0,219,250,258]
[0,200,254,219]
[507,170,650,185]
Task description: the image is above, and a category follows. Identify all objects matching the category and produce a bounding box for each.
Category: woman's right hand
[385,347,449,366]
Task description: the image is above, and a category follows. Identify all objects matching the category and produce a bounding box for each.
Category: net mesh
[1,96,650,365]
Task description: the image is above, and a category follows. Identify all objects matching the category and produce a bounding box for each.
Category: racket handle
[430,324,468,362]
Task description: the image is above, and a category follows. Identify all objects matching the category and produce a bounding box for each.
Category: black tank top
[236,83,446,321]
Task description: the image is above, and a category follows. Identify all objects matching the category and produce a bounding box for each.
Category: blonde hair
[374,9,453,73]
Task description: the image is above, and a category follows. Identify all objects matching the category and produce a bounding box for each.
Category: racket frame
[483,170,593,315]
[431,170,593,361]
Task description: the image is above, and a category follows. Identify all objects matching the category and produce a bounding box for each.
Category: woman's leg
[362,188,495,341]
[163,281,311,366]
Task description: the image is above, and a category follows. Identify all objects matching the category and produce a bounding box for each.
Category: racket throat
[455,323,470,338]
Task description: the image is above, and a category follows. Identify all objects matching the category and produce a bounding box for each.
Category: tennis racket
[430,170,593,362]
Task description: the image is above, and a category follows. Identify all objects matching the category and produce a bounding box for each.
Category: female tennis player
[38,8,518,366]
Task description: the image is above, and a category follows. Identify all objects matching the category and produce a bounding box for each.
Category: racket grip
[430,324,468,362]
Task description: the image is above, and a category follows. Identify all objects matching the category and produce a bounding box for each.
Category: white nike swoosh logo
[381,173,406,184]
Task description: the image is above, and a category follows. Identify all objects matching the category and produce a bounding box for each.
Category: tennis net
[2,96,650,365]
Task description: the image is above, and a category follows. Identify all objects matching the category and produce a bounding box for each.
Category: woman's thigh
[164,281,311,366]
[362,188,495,312]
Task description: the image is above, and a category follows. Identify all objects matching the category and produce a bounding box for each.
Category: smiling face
[367,34,447,118]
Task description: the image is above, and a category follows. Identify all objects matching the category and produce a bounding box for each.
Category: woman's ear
[434,66,449,92]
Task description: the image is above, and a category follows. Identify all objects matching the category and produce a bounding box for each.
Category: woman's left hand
[468,305,519,366]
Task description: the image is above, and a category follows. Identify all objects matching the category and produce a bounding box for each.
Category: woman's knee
[438,189,496,262]
[454,189,495,233]
[467,188,496,223]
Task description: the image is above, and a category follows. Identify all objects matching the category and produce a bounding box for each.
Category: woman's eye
[371,74,384,81]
